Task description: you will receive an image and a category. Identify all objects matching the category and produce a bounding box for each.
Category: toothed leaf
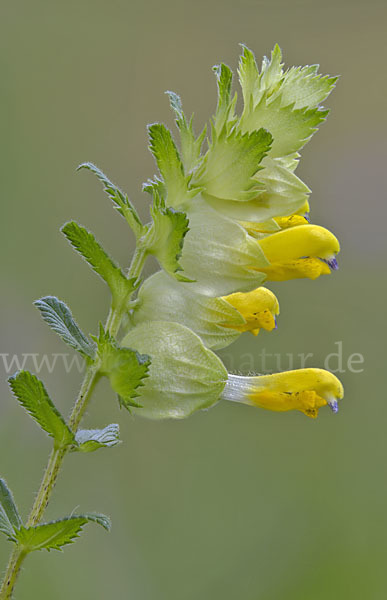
[61,222,136,308]
[149,197,192,281]
[278,66,337,110]
[97,327,151,410]
[148,123,190,209]
[166,91,206,173]
[16,514,110,552]
[238,44,335,158]
[212,63,236,136]
[8,371,74,448]
[240,96,328,158]
[34,296,95,359]
[74,424,120,452]
[196,127,272,202]
[78,162,144,237]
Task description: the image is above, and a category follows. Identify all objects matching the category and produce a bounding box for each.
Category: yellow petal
[222,287,279,335]
[259,257,331,281]
[249,389,327,418]
[258,225,340,263]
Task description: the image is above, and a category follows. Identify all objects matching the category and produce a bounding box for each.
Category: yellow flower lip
[253,225,340,281]
[222,368,344,418]
[258,224,340,263]
[222,287,279,336]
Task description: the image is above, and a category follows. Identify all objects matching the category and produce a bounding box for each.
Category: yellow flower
[222,368,344,418]
[222,287,279,336]
[257,224,340,281]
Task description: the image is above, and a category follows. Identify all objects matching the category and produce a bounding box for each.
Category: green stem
[0,242,149,600]
[0,548,26,600]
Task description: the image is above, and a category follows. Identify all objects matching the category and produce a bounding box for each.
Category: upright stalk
[0,242,149,600]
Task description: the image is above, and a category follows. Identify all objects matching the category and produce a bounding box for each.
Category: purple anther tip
[323,257,339,270]
[304,212,311,223]
[329,400,339,414]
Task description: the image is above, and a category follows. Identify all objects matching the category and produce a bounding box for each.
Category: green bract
[121,321,228,419]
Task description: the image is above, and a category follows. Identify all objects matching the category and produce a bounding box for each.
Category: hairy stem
[0,242,149,599]
[0,548,26,600]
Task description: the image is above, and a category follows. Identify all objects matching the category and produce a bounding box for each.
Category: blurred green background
[1,0,386,598]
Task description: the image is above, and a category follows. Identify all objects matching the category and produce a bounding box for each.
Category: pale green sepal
[16,513,111,552]
[73,424,120,452]
[0,479,22,542]
[121,321,228,419]
[61,222,137,310]
[78,162,145,238]
[166,91,206,173]
[179,196,268,296]
[194,127,272,202]
[8,371,74,449]
[148,193,192,281]
[96,326,150,410]
[34,296,96,359]
[206,157,310,222]
[131,271,244,350]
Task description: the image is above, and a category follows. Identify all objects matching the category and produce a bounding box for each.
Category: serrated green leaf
[61,222,136,309]
[97,327,151,410]
[16,513,110,552]
[240,96,328,158]
[148,195,192,281]
[131,271,244,350]
[196,127,272,202]
[0,479,21,541]
[34,296,96,359]
[73,424,120,452]
[8,371,74,449]
[212,63,237,136]
[238,45,335,158]
[205,155,310,222]
[277,66,337,110]
[166,91,206,173]
[122,321,228,419]
[238,44,260,112]
[78,162,144,238]
[148,123,190,209]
